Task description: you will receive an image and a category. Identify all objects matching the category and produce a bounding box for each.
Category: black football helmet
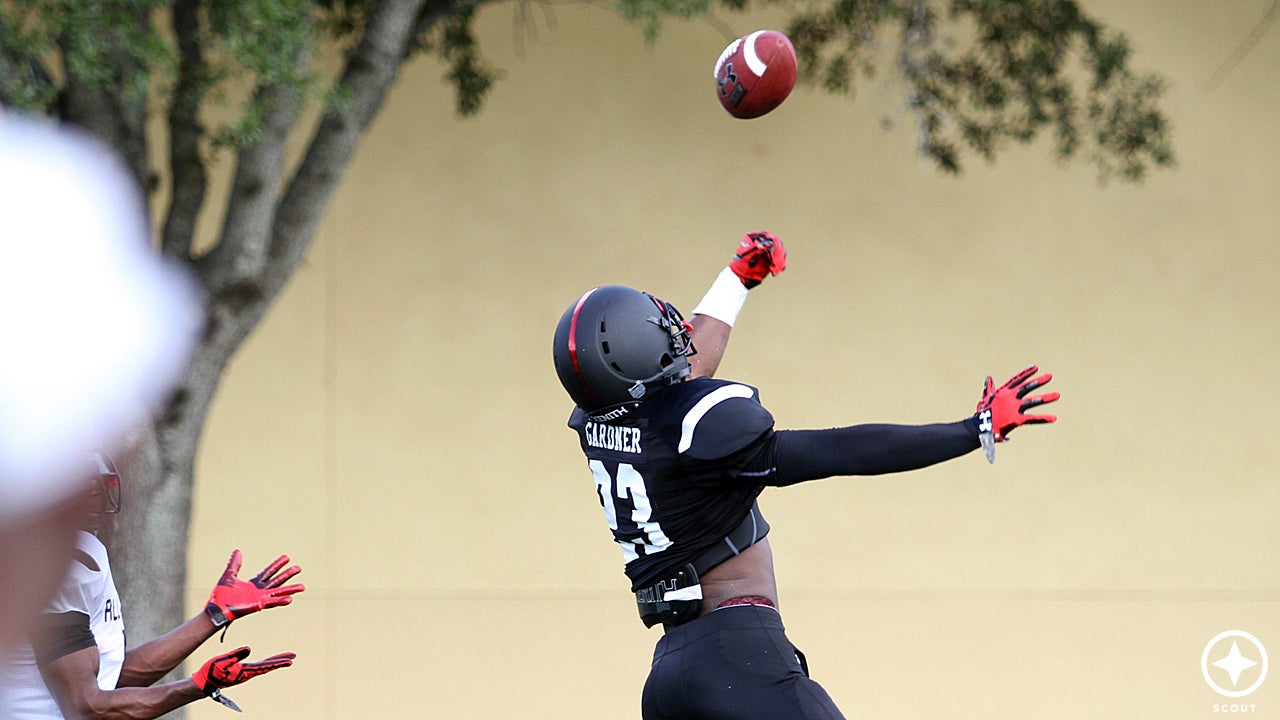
[553,285,696,421]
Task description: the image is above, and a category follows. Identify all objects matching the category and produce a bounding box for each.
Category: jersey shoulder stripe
[678,383,755,453]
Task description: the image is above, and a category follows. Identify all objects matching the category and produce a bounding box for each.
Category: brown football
[714,30,797,119]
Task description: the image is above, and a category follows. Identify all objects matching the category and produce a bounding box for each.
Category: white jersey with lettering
[0,531,125,720]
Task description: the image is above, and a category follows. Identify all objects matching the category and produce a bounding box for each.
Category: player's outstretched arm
[688,231,787,379]
[40,644,294,718]
[739,365,1059,484]
[116,549,303,688]
[41,645,206,720]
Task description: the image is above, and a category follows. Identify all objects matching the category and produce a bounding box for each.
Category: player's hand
[728,231,787,288]
[192,646,296,693]
[205,550,304,628]
[976,365,1059,442]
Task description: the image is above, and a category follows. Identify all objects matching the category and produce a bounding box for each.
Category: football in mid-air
[713,30,797,119]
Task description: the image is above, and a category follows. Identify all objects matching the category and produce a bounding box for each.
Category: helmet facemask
[627,294,696,397]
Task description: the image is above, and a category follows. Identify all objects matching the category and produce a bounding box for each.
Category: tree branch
[0,15,59,113]
[259,0,433,304]
[56,7,153,198]
[160,0,209,262]
[414,0,488,40]
[201,39,313,291]
[1204,0,1280,92]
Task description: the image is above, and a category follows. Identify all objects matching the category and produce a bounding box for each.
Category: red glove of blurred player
[205,550,304,628]
[729,231,787,288]
[976,365,1059,463]
[192,646,296,692]
[193,646,296,710]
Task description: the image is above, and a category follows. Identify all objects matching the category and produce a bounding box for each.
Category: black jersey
[569,377,775,590]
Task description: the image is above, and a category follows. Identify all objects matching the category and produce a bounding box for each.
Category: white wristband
[691,267,749,327]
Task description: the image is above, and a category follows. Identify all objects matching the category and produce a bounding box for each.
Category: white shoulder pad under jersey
[47,532,108,616]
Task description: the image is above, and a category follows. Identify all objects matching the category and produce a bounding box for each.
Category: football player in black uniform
[553,233,1059,720]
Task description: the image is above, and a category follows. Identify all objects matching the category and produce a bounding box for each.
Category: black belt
[690,500,770,576]
[634,501,770,629]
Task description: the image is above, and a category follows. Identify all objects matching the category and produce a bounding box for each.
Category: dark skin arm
[114,613,217,688]
[687,314,732,380]
[39,644,206,720]
[37,611,218,719]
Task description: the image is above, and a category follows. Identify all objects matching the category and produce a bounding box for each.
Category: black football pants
[641,605,846,720]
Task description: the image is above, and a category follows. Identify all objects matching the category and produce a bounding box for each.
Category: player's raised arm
[688,231,787,379]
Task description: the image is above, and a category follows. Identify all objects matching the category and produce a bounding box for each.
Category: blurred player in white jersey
[0,450,303,718]
[0,111,200,662]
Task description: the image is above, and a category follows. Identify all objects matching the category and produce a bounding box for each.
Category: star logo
[1214,641,1258,687]
[1202,630,1268,698]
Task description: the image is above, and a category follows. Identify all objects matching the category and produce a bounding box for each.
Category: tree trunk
[105,425,194,656]
[102,330,235,718]
[98,7,443,718]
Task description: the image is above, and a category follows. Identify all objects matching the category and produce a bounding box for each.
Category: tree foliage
[2,1,1174,183]
[650,0,1174,181]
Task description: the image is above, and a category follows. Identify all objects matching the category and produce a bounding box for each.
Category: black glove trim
[205,602,231,628]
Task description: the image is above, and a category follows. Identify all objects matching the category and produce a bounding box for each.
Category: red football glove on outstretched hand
[205,550,304,628]
[192,646,296,692]
[976,365,1059,463]
[193,646,296,711]
[729,231,787,288]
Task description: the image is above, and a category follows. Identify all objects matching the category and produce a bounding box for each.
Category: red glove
[205,550,304,628]
[729,231,787,288]
[192,646,296,693]
[976,365,1059,454]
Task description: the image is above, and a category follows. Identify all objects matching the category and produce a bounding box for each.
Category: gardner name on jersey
[570,377,774,591]
[582,422,642,454]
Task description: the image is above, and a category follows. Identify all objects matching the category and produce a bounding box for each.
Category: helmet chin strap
[629,361,692,400]
[586,352,690,422]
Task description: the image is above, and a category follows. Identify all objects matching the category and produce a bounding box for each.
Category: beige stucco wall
[188,1,1279,717]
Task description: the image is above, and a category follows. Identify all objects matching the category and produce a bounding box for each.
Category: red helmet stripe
[567,288,600,404]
